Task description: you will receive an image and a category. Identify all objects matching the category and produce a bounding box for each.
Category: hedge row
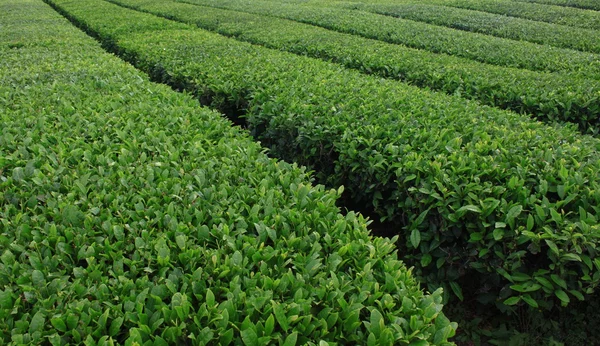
[517,0,600,11]
[333,1,600,54]
[108,0,600,135]
[0,0,457,344]
[178,0,600,79]
[431,0,600,30]
[49,0,600,313]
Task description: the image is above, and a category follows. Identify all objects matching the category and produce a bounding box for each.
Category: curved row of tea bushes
[433,0,600,30]
[516,0,600,11]
[48,0,600,312]
[334,2,600,54]
[0,0,457,344]
[178,0,600,79]
[108,0,600,135]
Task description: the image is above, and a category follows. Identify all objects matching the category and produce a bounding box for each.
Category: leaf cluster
[49,0,600,316]
[431,0,600,31]
[180,0,600,78]
[519,0,600,11]
[112,0,600,135]
[341,2,600,54]
[0,0,455,344]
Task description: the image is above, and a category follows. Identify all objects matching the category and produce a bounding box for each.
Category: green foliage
[108,0,600,135]
[46,0,600,315]
[179,0,600,79]
[428,0,600,31]
[0,0,456,344]
[518,0,600,11]
[333,2,600,54]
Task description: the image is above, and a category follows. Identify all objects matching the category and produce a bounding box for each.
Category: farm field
[2,0,600,344]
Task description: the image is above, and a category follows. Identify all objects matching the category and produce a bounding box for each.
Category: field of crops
[2,0,600,344]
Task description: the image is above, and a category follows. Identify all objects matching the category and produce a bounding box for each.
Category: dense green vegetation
[46,0,600,318]
[6,0,600,343]
[0,0,457,344]
[517,0,600,11]
[104,0,600,135]
[324,2,600,53]
[425,0,600,30]
[178,0,600,79]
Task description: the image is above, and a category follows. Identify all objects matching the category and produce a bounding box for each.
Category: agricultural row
[298,0,600,54]
[0,0,456,344]
[178,0,600,78]
[517,0,600,11]
[417,0,600,30]
[336,0,600,12]
[48,0,600,314]
[107,0,600,134]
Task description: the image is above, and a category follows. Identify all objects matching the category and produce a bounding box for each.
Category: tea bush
[46,0,600,313]
[180,0,600,79]
[108,0,600,134]
[331,2,600,53]
[427,0,600,30]
[0,1,456,344]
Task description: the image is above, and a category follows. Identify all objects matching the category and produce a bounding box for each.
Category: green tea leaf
[109,317,124,337]
[449,281,463,301]
[282,332,298,346]
[206,289,215,307]
[410,229,421,248]
[29,310,45,334]
[506,205,523,224]
[555,290,570,304]
[241,327,258,346]
[51,317,67,333]
[264,314,275,336]
[545,240,560,256]
[457,205,481,214]
[551,274,567,289]
[503,296,521,306]
[272,302,289,332]
[521,295,538,308]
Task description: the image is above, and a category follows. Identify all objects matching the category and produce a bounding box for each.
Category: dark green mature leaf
[449,282,463,301]
[457,205,482,214]
[506,205,523,223]
[503,297,521,306]
[551,274,568,289]
[555,290,570,304]
[51,318,67,333]
[264,314,275,336]
[109,317,124,337]
[272,302,289,332]
[241,327,258,346]
[410,229,421,248]
[29,311,45,334]
[522,295,539,308]
[55,0,600,320]
[282,332,298,346]
[545,240,560,256]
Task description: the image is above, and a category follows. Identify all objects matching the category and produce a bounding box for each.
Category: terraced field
[2,0,600,344]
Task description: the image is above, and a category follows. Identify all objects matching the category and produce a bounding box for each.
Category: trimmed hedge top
[180,0,600,79]
[108,0,600,135]
[329,1,600,54]
[46,0,600,314]
[0,0,456,344]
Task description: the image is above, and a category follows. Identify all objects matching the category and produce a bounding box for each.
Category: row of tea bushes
[48,0,600,313]
[108,0,600,134]
[0,0,456,344]
[517,0,600,11]
[428,0,600,30]
[179,0,600,79]
[331,1,600,53]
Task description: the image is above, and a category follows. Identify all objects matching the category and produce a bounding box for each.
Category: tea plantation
[1,0,600,344]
